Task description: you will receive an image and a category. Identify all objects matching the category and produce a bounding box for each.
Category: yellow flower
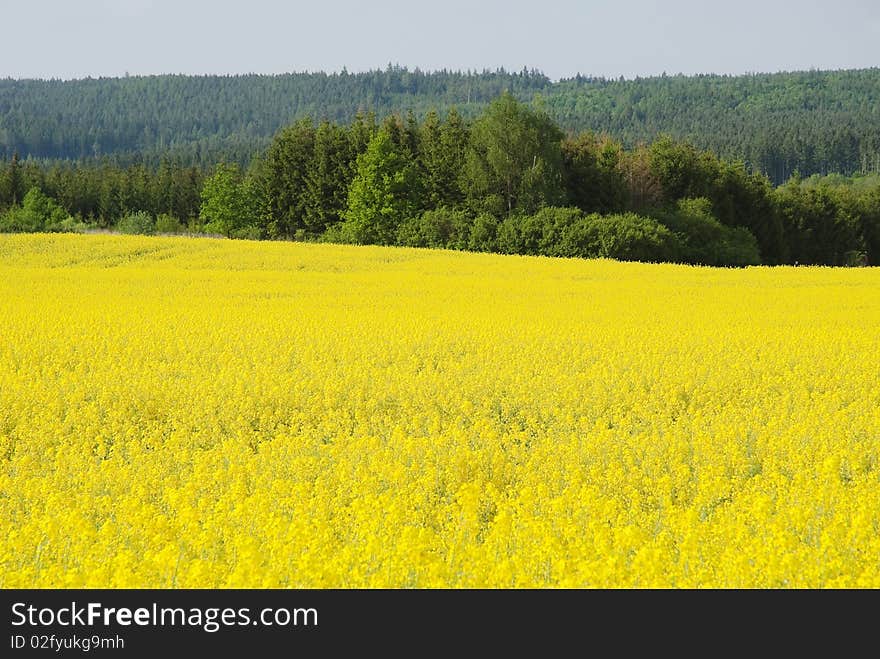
[1,233,878,588]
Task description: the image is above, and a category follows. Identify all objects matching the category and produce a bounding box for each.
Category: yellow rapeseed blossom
[1,233,878,588]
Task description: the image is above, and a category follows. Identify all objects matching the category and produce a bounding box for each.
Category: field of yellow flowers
[1,233,879,587]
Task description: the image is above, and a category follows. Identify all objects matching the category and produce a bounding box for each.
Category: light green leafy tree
[465,93,565,216]
[200,164,259,238]
[341,129,418,245]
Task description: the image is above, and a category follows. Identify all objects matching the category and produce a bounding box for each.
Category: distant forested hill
[2,66,879,183]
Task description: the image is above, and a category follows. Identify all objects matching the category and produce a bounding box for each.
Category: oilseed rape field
[2,234,879,588]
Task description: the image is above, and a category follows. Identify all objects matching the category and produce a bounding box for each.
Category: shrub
[559,212,681,261]
[186,217,206,234]
[230,225,262,241]
[493,207,585,256]
[656,198,760,266]
[715,227,761,266]
[116,211,156,235]
[0,188,69,233]
[0,206,39,233]
[156,213,184,234]
[395,216,424,247]
[467,214,498,252]
[517,213,547,255]
[45,216,91,234]
[319,222,356,245]
[531,207,585,256]
[396,208,471,250]
[495,215,525,254]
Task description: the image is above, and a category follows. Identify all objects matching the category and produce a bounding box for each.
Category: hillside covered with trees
[2,67,879,183]
[2,95,878,267]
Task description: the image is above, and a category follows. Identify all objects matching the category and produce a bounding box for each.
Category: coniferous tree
[253,119,316,238]
[9,152,23,206]
[302,121,354,235]
[418,108,468,210]
[562,134,627,213]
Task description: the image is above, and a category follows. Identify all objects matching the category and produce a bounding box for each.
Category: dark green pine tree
[302,121,354,235]
[418,110,445,209]
[348,112,378,158]
[9,151,23,206]
[253,118,316,239]
[562,133,627,214]
[402,109,421,161]
[419,108,468,210]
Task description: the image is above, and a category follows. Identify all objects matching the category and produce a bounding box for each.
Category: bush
[116,211,156,235]
[517,213,547,255]
[230,225,262,240]
[656,198,760,266]
[467,214,498,252]
[531,207,585,256]
[0,206,40,233]
[495,207,679,261]
[396,207,472,249]
[395,216,423,247]
[156,213,184,234]
[185,217,206,234]
[0,188,70,233]
[319,222,356,245]
[496,212,565,256]
[495,215,525,254]
[861,190,880,264]
[558,212,682,261]
[493,207,587,256]
[715,227,762,266]
[45,216,91,234]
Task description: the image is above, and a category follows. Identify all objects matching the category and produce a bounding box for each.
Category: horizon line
[3,64,878,84]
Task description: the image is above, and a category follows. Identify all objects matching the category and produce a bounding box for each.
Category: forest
[1,93,878,267]
[2,67,879,183]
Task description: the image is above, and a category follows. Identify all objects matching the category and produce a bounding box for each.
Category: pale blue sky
[4,0,879,80]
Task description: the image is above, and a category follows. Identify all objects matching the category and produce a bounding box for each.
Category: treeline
[0,155,203,228]
[0,68,549,167]
[547,69,880,184]
[2,95,878,266]
[2,67,879,182]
